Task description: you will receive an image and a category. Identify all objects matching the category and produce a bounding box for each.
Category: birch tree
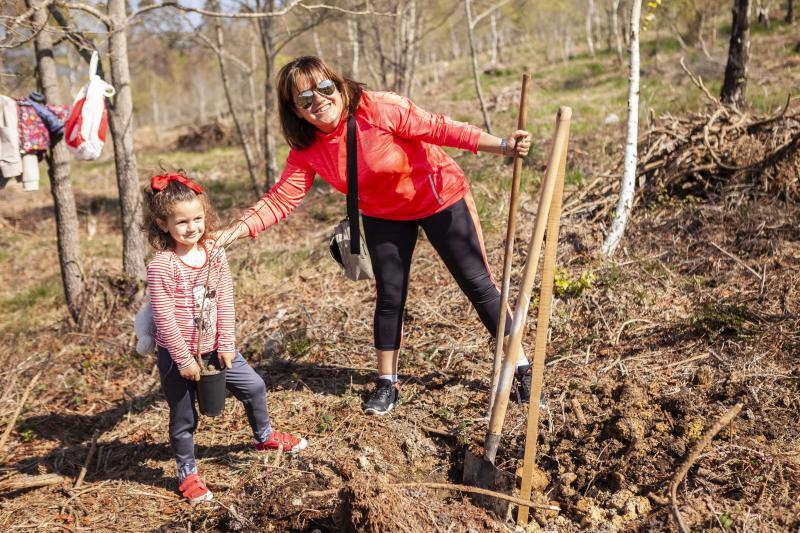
[587,0,597,57]
[602,0,642,256]
[464,0,506,134]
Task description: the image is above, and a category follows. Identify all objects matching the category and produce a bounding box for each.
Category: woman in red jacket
[225,56,532,415]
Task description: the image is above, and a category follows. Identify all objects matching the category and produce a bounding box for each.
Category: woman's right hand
[179,360,202,382]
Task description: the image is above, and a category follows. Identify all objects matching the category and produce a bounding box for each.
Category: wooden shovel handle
[517,107,571,526]
[489,73,531,417]
[485,108,572,460]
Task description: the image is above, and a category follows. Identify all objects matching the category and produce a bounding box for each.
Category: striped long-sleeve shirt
[146,242,235,368]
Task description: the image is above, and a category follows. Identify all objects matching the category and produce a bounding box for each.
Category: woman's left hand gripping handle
[508,130,532,157]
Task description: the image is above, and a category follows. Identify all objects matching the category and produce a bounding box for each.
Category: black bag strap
[346,113,360,254]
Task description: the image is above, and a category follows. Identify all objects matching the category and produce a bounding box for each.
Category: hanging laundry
[16,98,69,154]
[0,95,22,185]
[28,98,66,142]
[21,153,40,191]
[65,51,115,161]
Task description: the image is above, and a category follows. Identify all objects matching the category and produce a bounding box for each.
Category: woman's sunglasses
[295,79,337,110]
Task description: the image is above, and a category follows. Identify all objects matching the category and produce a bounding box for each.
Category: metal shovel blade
[463,449,514,517]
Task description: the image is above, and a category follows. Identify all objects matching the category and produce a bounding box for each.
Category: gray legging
[157,347,272,480]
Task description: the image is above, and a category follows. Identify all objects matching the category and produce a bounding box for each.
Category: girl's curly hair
[142,171,219,251]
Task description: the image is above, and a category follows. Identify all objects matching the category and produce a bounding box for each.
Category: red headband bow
[151,173,204,194]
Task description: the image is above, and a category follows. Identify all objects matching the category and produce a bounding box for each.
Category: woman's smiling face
[293,74,343,133]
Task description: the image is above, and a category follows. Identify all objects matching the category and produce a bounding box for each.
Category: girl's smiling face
[158,197,206,252]
[293,74,343,133]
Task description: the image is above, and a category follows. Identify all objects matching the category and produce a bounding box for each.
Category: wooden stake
[518,107,571,526]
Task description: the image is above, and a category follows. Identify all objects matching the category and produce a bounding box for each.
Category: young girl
[144,172,307,504]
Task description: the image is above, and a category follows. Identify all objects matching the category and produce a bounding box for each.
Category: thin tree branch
[0,0,55,49]
[2,0,56,31]
[193,31,252,73]
[470,0,511,29]
[130,0,394,20]
[60,2,112,27]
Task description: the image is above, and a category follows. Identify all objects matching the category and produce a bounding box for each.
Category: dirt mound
[335,476,499,532]
[175,120,237,152]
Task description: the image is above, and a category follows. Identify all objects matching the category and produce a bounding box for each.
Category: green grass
[0,276,63,313]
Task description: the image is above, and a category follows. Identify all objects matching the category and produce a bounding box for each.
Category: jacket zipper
[427,174,443,205]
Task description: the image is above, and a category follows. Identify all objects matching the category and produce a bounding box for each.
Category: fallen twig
[0,473,65,493]
[0,369,43,460]
[709,241,763,283]
[305,481,561,511]
[669,403,743,533]
[74,429,100,489]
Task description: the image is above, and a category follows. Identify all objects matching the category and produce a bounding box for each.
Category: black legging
[363,195,512,350]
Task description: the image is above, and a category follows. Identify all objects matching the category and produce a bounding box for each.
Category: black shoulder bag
[328,113,373,281]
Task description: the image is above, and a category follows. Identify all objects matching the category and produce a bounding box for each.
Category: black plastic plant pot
[197,369,227,417]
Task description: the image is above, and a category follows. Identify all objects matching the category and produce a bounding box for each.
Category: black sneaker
[362,379,399,415]
[512,364,532,404]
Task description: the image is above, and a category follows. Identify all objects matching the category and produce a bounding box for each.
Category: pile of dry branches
[639,74,800,201]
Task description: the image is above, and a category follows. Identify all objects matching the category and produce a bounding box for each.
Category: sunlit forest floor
[1,22,798,532]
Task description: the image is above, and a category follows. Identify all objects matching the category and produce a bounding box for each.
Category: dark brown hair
[276,55,363,150]
[143,172,219,251]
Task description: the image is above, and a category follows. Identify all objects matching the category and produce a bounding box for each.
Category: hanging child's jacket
[0,95,21,183]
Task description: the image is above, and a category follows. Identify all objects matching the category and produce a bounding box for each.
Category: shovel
[463,107,572,517]
[488,73,530,417]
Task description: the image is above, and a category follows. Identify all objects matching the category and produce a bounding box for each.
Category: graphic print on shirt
[192,284,217,333]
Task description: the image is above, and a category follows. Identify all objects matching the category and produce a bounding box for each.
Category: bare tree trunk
[372,18,389,87]
[449,20,460,59]
[398,0,418,95]
[721,0,752,109]
[27,0,84,322]
[587,0,597,57]
[602,0,642,256]
[685,7,704,45]
[107,0,146,281]
[490,12,499,67]
[593,3,603,49]
[313,30,324,58]
[465,0,493,134]
[212,12,261,198]
[197,82,207,123]
[622,0,630,47]
[562,22,573,61]
[787,0,795,23]
[149,76,161,142]
[348,18,360,78]
[258,0,278,190]
[756,0,770,25]
[248,30,262,159]
[612,0,624,63]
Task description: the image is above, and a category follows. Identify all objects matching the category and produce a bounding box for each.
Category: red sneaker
[178,472,213,505]
[254,430,308,453]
